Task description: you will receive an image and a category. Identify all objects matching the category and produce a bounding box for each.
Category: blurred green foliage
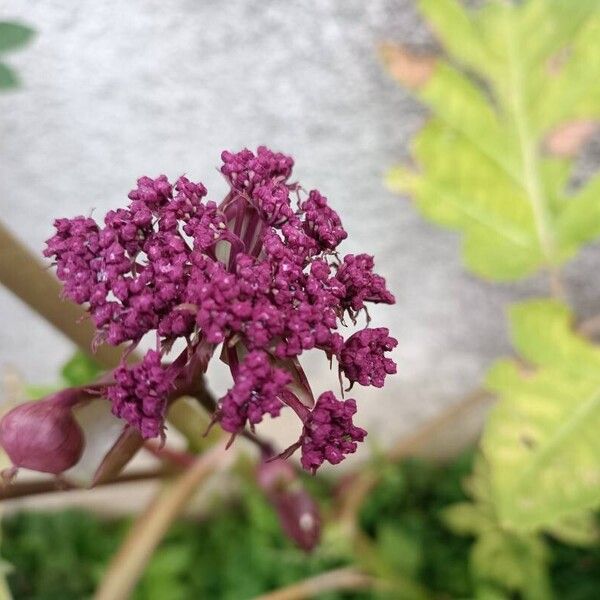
[2,450,599,599]
[60,352,104,387]
[385,0,600,589]
[482,300,600,530]
[443,457,554,600]
[26,352,103,400]
[0,22,34,90]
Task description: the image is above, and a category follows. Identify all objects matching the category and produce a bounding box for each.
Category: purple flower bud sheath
[0,391,86,475]
[3,147,396,475]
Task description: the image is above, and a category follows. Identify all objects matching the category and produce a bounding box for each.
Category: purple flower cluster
[221,146,294,195]
[43,147,397,470]
[44,176,225,347]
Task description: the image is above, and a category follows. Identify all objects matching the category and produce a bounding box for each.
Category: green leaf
[61,351,103,387]
[544,511,599,547]
[442,502,491,537]
[0,63,18,89]
[471,530,552,600]
[386,0,600,281]
[507,299,600,372]
[418,0,491,74]
[556,173,600,250]
[535,10,600,130]
[482,299,600,530]
[377,525,423,578]
[0,22,34,53]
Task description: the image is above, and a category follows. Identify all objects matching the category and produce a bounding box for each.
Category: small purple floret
[108,350,176,439]
[219,350,291,433]
[221,146,294,194]
[299,391,367,474]
[335,254,396,312]
[340,327,398,388]
[301,190,347,250]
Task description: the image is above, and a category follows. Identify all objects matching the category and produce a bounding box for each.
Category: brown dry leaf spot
[546,47,572,76]
[544,120,598,157]
[380,42,437,90]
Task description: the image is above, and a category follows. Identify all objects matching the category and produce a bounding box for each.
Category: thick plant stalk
[0,221,128,369]
[94,440,229,600]
[251,567,374,600]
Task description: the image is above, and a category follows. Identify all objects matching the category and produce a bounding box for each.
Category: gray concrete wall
[1,0,599,448]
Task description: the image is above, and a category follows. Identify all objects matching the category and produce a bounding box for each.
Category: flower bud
[257,458,321,552]
[0,398,84,474]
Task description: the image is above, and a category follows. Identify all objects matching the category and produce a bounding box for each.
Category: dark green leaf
[0,22,35,53]
[0,62,18,89]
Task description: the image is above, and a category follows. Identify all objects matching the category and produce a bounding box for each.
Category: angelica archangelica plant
[0,147,396,481]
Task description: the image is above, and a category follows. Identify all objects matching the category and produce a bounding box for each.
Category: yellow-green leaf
[556,173,600,250]
[545,511,599,547]
[444,452,559,599]
[442,502,492,536]
[471,530,552,600]
[508,299,600,373]
[482,299,600,530]
[385,0,600,281]
[418,0,490,74]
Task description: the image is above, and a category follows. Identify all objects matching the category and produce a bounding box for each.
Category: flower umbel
[11,147,397,474]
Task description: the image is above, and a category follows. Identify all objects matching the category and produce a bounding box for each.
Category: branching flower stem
[0,467,175,501]
[94,442,229,600]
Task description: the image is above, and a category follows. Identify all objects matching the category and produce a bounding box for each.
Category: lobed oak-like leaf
[385,0,600,281]
[481,300,600,530]
[442,457,553,600]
